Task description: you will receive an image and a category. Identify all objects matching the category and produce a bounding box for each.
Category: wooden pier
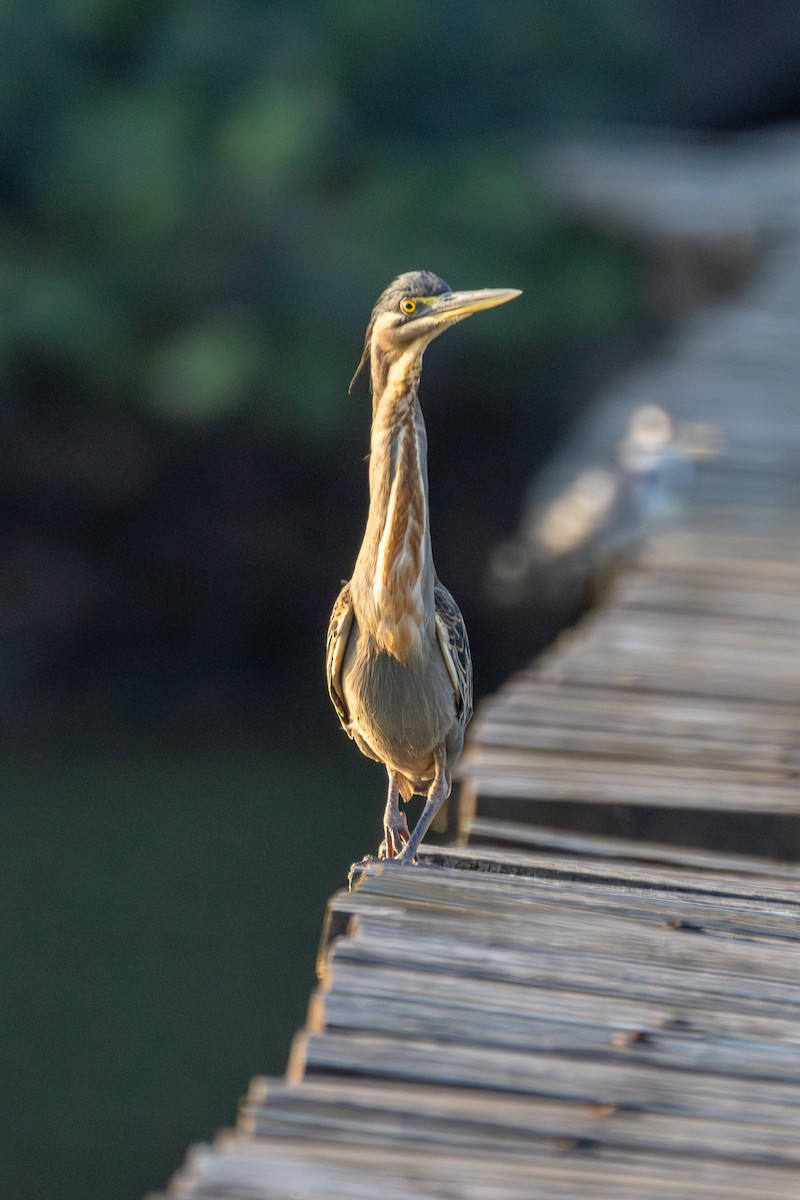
[159,133,800,1199]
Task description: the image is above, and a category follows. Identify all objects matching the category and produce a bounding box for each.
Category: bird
[326,270,521,864]
[485,403,721,610]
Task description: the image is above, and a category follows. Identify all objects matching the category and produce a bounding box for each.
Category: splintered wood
[159,140,800,1198]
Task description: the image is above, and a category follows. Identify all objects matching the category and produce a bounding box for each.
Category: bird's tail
[397,774,416,801]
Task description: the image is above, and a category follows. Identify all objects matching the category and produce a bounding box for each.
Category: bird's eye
[400,298,417,315]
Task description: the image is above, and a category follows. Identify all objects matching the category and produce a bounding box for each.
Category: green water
[0,734,376,1200]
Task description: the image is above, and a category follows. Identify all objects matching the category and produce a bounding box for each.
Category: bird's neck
[353,356,435,663]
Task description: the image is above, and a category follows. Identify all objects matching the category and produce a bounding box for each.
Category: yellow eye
[400,298,416,315]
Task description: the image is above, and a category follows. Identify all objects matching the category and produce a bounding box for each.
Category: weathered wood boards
[459,511,800,860]
[160,840,800,1197]
[165,1135,800,1200]
[162,850,800,1198]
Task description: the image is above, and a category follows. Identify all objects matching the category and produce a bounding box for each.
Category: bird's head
[350,269,521,395]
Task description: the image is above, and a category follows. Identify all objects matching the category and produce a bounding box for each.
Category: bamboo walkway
[158,134,800,1199]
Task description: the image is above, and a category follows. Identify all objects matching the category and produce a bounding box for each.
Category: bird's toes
[381,817,411,859]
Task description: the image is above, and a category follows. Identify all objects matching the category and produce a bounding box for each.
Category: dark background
[3,3,800,1197]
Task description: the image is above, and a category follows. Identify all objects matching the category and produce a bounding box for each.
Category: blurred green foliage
[1,0,656,436]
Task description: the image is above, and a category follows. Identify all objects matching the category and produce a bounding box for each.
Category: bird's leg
[395,747,448,864]
[378,769,411,859]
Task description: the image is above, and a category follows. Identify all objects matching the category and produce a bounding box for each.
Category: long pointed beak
[426,287,522,322]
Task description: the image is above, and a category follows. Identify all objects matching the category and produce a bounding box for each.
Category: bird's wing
[434,583,473,728]
[326,580,355,734]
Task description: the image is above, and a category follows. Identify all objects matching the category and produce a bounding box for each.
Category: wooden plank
[487,680,800,740]
[537,650,800,703]
[293,1029,800,1128]
[560,607,800,655]
[460,746,800,814]
[639,535,800,576]
[332,855,800,959]
[464,818,800,880]
[327,916,800,1020]
[241,1075,800,1167]
[541,625,800,680]
[347,846,800,913]
[165,1132,800,1199]
[313,958,800,1047]
[479,678,800,741]
[614,571,800,624]
[311,964,800,1081]
[469,707,800,773]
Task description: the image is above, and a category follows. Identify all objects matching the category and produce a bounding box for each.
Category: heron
[326,270,520,864]
[485,402,721,610]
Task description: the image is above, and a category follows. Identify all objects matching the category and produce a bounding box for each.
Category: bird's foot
[379,813,414,860]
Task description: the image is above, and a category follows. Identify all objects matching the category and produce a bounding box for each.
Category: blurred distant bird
[326,270,520,863]
[486,403,721,609]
